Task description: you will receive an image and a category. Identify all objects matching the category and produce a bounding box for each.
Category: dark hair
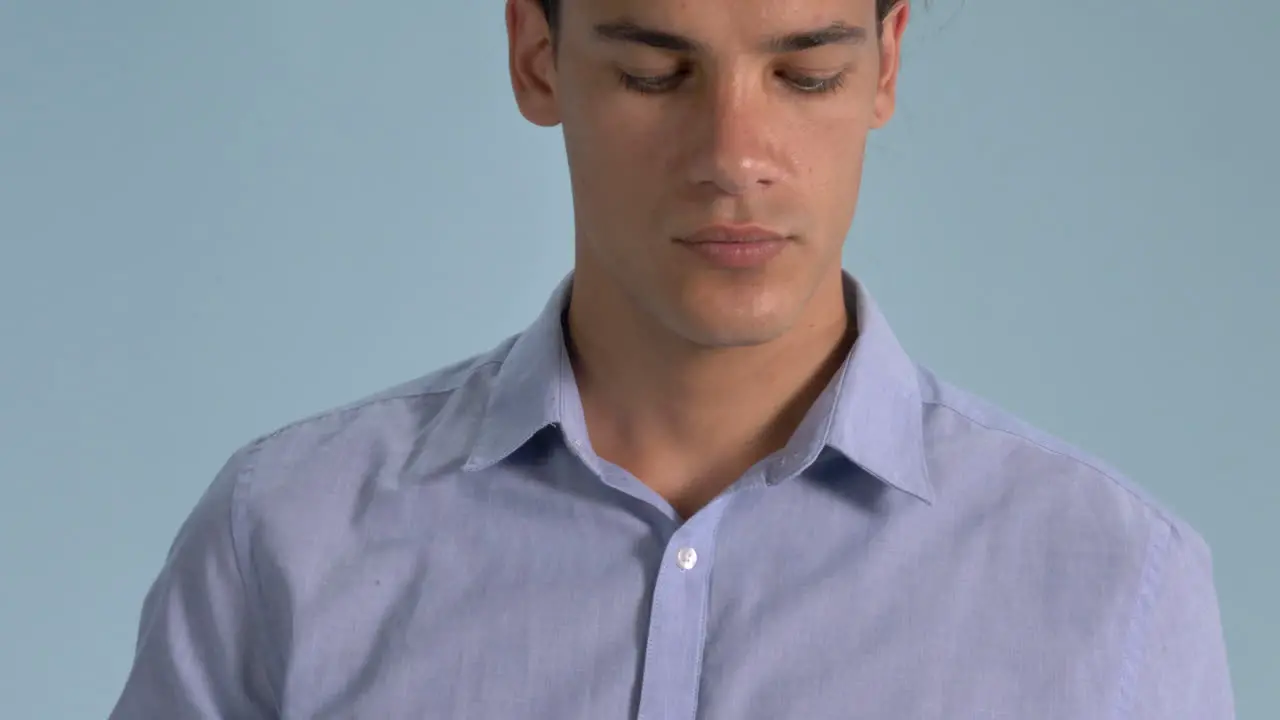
[535,0,904,34]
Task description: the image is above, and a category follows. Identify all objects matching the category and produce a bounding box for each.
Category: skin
[507,0,908,518]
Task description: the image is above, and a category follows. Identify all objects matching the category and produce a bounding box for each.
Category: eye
[781,71,847,95]
[617,68,689,94]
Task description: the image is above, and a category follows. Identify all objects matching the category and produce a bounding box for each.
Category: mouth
[675,224,793,270]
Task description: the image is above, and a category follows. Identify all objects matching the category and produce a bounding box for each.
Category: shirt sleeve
[1125,520,1235,719]
[109,446,277,719]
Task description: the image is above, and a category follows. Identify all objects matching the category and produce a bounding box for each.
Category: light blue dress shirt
[111,272,1234,719]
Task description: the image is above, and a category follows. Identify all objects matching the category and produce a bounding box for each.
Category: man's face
[510,0,906,348]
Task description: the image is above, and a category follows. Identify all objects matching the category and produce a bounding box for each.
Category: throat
[573,322,855,520]
[562,265,857,519]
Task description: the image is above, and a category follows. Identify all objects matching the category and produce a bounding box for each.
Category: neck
[565,267,853,518]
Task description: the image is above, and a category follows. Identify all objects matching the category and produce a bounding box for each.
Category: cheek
[794,120,867,186]
[562,109,672,240]
[578,108,673,195]
[788,118,871,239]
[599,102,676,163]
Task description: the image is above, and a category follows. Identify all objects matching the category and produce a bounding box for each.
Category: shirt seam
[925,399,1178,527]
[228,441,281,713]
[250,360,502,448]
[1114,516,1174,720]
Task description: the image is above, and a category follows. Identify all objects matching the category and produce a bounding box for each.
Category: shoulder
[907,367,1230,713]
[220,335,518,520]
[911,366,1224,655]
[913,364,1207,555]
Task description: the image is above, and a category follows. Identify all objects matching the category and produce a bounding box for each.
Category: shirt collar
[818,273,934,503]
[464,271,934,505]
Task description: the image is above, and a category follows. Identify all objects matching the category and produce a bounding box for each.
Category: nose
[685,77,783,196]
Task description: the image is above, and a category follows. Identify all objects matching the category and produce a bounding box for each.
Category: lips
[679,225,788,245]
[676,225,792,269]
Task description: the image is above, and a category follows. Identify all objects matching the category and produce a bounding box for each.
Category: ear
[508,0,561,127]
[871,1,910,129]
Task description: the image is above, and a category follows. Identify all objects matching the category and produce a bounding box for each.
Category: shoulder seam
[1113,515,1175,720]
[227,441,281,711]
[244,359,503,451]
[925,399,1177,528]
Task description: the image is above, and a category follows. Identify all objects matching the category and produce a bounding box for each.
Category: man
[111,0,1235,717]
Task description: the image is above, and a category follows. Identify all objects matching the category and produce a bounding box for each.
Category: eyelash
[617,69,847,96]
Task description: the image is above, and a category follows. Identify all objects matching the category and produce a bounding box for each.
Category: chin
[666,307,795,349]
[690,328,789,349]
[656,276,798,347]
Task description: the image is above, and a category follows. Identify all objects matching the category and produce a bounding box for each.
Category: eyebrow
[593,20,869,55]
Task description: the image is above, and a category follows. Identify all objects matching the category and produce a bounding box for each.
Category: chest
[269,490,1127,720]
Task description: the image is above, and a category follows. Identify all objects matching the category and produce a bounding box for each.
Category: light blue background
[2,1,1276,717]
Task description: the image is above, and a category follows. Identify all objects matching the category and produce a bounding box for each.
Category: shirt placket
[635,497,731,720]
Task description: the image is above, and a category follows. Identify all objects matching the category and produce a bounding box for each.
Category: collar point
[461,451,494,473]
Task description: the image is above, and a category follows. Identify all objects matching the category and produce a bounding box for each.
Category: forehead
[560,0,878,42]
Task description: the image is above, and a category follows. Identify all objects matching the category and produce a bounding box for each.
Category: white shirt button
[675,547,698,570]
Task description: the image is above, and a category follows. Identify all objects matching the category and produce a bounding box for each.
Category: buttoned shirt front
[110,271,1235,719]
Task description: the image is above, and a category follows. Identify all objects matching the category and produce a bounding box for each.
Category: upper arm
[1121,520,1235,720]
[109,446,277,719]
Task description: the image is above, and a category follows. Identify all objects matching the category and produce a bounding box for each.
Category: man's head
[507,0,909,349]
